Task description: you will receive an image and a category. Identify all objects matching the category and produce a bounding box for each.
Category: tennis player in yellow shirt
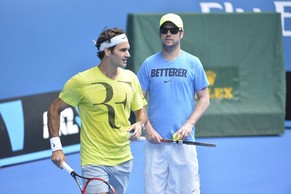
[48,27,147,194]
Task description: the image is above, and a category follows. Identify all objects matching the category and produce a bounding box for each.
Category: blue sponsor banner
[0,92,81,167]
[0,100,24,152]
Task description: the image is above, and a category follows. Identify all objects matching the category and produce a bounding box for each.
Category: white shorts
[144,142,200,194]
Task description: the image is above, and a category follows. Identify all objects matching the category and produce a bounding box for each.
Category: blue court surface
[1,129,291,194]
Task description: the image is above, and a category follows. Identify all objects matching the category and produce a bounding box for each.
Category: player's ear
[179,31,184,39]
[104,48,111,56]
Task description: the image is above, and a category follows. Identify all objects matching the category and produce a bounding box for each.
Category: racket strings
[83,179,114,194]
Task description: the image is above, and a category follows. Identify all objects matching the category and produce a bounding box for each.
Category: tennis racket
[62,162,116,194]
[138,136,216,147]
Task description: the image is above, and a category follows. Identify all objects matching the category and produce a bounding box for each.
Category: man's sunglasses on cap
[160,27,181,35]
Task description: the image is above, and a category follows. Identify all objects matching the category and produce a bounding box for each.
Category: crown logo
[206,70,217,86]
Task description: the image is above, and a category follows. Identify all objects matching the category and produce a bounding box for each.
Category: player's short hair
[94,28,126,59]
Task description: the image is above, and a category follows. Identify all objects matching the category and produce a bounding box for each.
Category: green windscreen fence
[126,13,285,137]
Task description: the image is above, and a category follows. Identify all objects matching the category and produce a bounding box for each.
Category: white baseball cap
[159,13,184,30]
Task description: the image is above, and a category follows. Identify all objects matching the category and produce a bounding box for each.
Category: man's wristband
[50,137,63,152]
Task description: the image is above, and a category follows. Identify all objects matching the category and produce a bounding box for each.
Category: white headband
[95,33,128,52]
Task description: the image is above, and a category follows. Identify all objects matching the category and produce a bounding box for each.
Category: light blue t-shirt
[137,50,209,141]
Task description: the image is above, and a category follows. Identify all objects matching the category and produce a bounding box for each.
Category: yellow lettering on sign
[208,87,234,99]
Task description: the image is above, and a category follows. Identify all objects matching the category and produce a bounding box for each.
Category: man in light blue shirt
[138,13,210,194]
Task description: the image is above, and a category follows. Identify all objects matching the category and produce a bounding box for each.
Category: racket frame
[161,139,216,147]
[138,136,216,147]
[62,162,116,194]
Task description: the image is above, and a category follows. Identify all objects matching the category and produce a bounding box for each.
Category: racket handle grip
[62,162,74,174]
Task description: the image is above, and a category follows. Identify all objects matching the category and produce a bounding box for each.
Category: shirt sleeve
[59,73,84,107]
[193,58,209,91]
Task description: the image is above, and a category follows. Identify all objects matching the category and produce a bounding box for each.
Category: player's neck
[98,62,120,80]
[162,48,181,62]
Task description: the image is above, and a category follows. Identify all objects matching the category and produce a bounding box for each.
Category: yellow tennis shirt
[59,66,146,166]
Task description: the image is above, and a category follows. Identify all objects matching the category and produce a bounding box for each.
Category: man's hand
[51,150,66,168]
